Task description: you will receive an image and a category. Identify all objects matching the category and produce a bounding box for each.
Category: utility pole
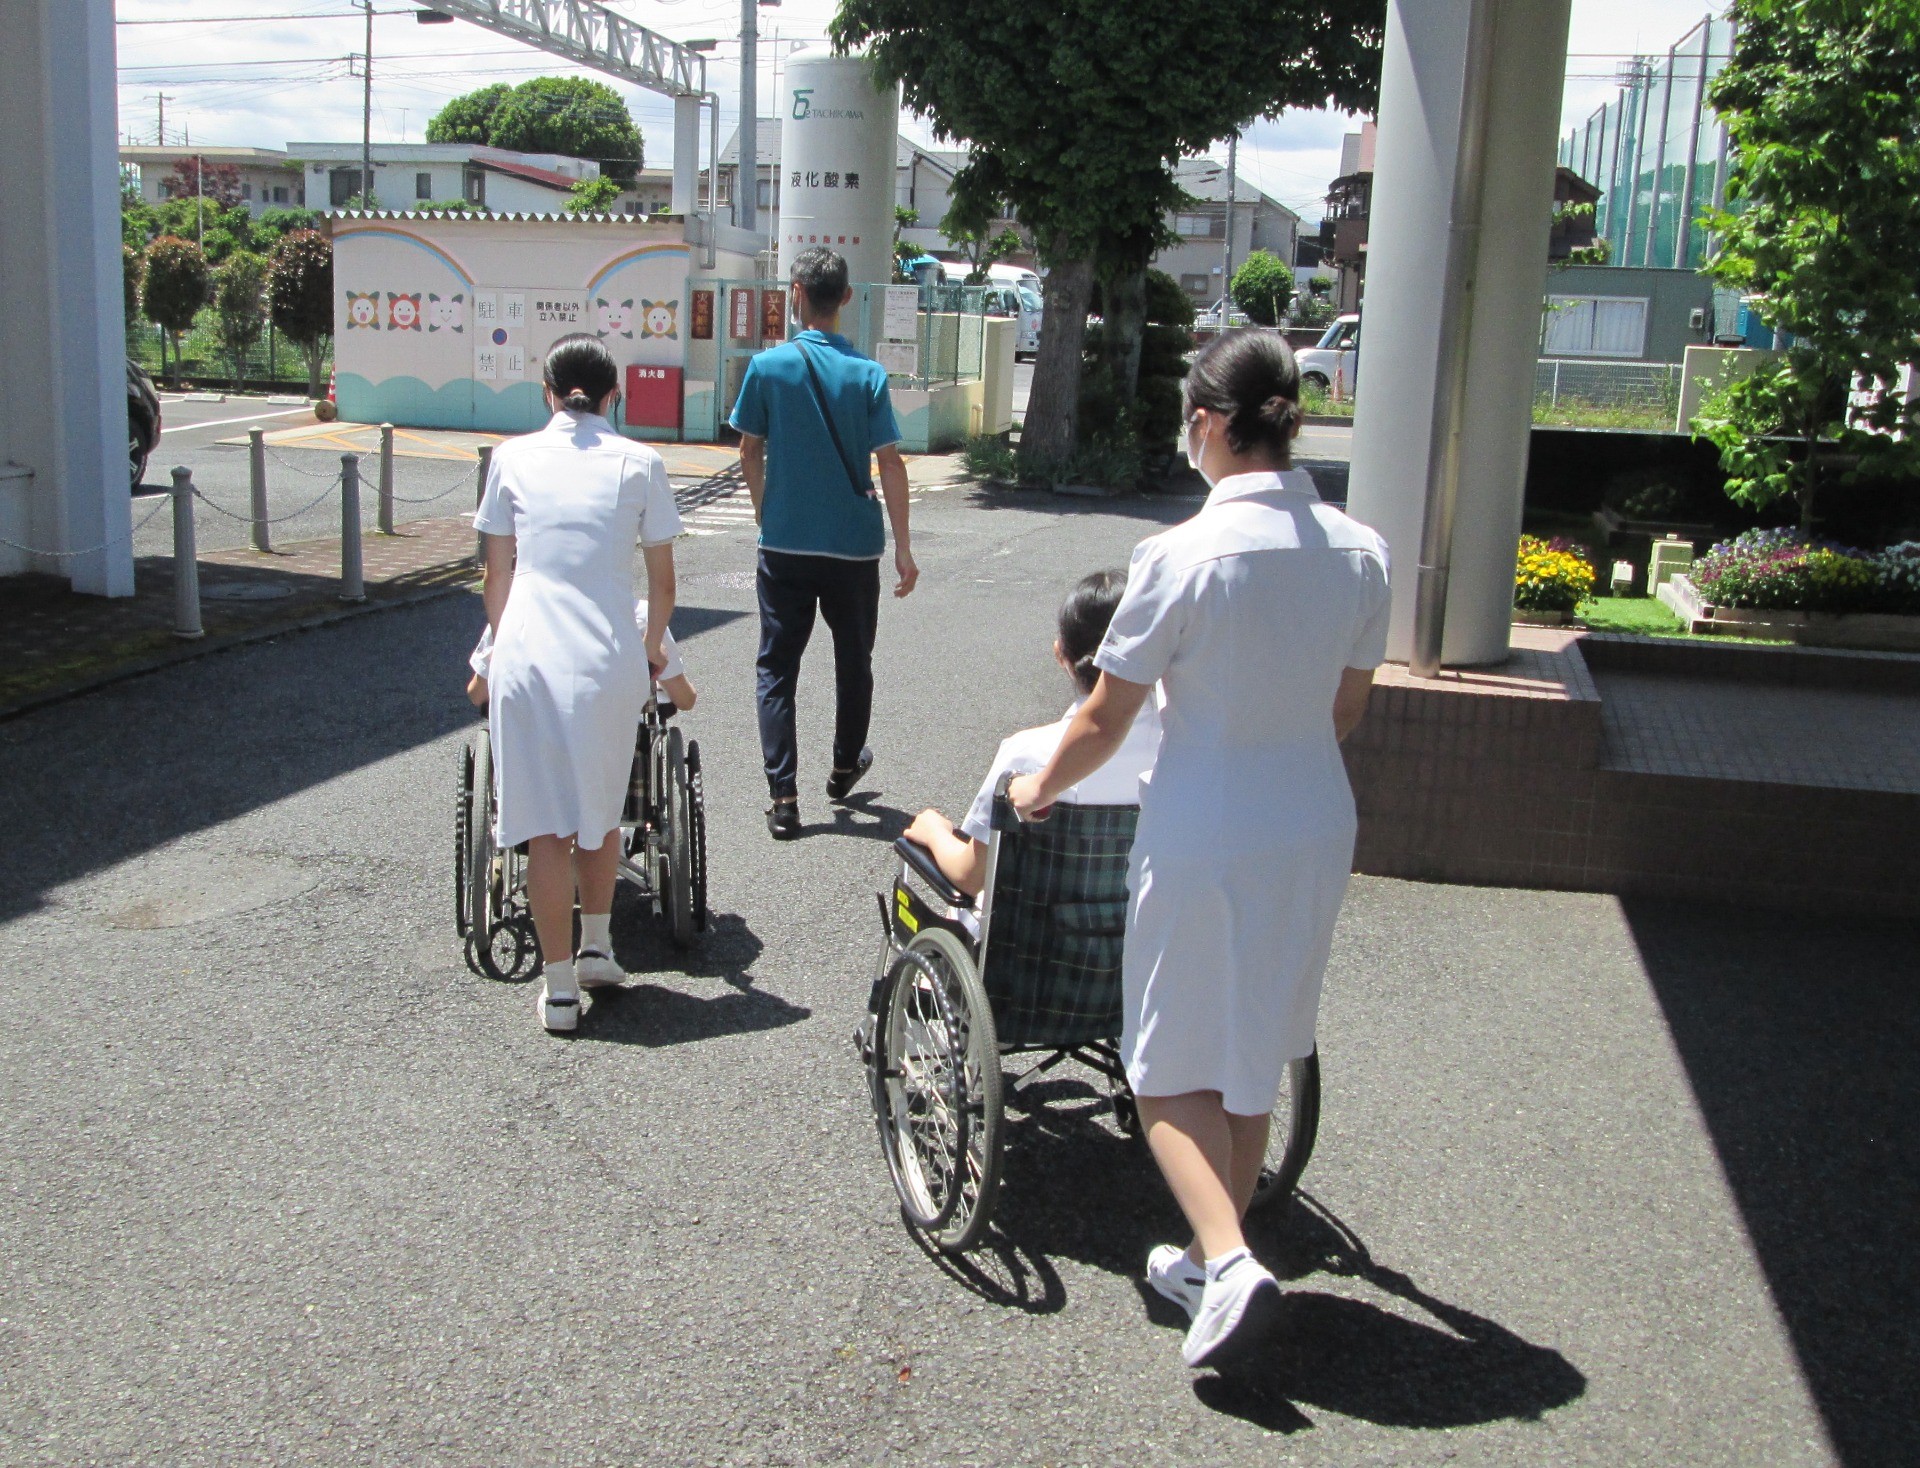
[155,93,171,146]
[737,0,757,231]
[361,0,375,209]
[1221,130,1239,318]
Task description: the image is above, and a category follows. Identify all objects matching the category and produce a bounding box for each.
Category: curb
[0,578,475,725]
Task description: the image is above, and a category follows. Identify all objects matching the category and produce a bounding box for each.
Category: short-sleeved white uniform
[1095,469,1390,1115]
[958,699,1163,845]
[472,410,682,849]
[471,610,685,703]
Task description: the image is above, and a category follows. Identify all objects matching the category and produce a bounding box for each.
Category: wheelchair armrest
[893,837,974,911]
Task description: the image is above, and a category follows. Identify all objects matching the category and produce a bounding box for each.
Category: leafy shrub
[1514,534,1596,613]
[962,432,1018,482]
[1872,542,1920,614]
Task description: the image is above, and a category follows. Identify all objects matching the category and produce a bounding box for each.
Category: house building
[1322,121,1376,313]
[1156,157,1303,310]
[119,145,305,214]
[287,142,600,214]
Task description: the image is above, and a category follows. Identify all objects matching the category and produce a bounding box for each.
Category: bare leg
[1225,1109,1273,1222]
[574,828,619,919]
[1138,1091,1245,1264]
[526,834,577,966]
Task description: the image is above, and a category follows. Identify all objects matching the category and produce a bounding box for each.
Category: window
[1174,213,1220,238]
[271,186,289,204]
[1543,294,1648,358]
[1180,274,1210,295]
[416,171,433,200]
[463,167,486,206]
[757,178,772,210]
[329,168,366,207]
[241,183,253,201]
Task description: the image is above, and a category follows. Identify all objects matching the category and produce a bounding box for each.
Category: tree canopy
[142,235,212,384]
[831,0,1383,462]
[266,230,333,396]
[427,78,643,184]
[214,251,270,390]
[1230,249,1293,327]
[1696,0,1920,529]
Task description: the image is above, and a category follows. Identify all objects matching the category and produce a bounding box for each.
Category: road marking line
[159,406,311,436]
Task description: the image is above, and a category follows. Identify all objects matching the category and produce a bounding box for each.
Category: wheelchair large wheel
[662,726,696,948]
[685,740,708,933]
[872,927,1003,1253]
[454,742,474,939]
[1246,1049,1322,1213]
[464,730,534,982]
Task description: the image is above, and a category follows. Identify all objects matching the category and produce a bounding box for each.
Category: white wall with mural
[332,214,699,437]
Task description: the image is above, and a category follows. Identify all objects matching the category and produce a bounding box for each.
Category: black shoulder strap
[794,338,872,500]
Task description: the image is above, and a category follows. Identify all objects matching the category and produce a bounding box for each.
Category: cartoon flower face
[345,292,379,328]
[427,292,465,332]
[386,292,422,331]
[640,299,679,340]
[596,298,634,339]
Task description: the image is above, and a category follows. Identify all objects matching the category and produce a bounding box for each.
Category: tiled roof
[473,157,580,191]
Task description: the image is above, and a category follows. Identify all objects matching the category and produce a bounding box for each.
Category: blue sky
[116,0,1723,222]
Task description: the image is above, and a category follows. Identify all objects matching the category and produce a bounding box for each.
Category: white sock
[580,913,612,955]
[1204,1246,1251,1282]
[544,957,576,998]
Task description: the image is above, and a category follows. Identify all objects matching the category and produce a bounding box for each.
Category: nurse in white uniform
[474,335,683,1033]
[1009,330,1389,1369]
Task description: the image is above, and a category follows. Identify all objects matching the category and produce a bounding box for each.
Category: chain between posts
[192,476,343,526]
[0,495,171,559]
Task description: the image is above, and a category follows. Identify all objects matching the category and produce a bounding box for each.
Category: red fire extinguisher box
[624,364,684,431]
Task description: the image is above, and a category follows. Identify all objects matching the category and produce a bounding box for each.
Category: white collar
[1202,467,1320,510]
[546,410,609,431]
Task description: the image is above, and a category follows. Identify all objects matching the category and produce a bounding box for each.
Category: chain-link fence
[844,282,992,390]
[129,312,331,394]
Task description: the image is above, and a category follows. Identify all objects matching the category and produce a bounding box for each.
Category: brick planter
[1659,574,1920,651]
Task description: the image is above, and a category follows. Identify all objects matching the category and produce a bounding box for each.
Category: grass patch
[1300,382,1355,419]
[1578,596,1685,636]
[1531,397,1676,432]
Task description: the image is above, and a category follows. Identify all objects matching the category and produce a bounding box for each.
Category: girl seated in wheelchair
[903,568,1159,897]
[467,607,698,713]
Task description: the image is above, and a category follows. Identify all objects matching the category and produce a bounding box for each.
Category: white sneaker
[575,948,622,990]
[1182,1249,1283,1369]
[1146,1244,1207,1319]
[538,968,580,1033]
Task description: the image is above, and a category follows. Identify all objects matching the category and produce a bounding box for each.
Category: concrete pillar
[672,94,703,216]
[1345,0,1573,666]
[0,0,130,595]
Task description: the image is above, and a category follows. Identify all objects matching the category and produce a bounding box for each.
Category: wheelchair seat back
[979,796,1137,1049]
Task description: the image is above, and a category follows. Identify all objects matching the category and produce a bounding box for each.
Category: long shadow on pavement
[919,1074,1584,1434]
[588,906,810,1047]
[1622,898,1920,1468]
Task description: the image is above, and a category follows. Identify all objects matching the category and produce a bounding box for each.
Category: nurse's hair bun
[544,333,619,413]
[1182,328,1302,460]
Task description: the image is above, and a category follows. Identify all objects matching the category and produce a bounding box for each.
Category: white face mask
[1183,414,1215,486]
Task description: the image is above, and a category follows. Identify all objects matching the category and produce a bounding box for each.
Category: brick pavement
[0,514,477,718]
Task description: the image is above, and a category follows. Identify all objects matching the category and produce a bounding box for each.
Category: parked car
[981,283,1045,359]
[1294,313,1360,394]
[984,261,1043,294]
[127,359,161,489]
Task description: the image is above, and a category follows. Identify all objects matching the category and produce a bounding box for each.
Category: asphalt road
[2,479,1910,1465]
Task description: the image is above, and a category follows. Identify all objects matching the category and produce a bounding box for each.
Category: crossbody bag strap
[794,339,873,500]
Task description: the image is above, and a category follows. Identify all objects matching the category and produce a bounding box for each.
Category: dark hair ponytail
[543,333,619,413]
[1058,568,1128,695]
[1182,328,1301,461]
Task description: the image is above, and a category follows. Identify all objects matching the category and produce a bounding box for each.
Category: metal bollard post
[248,426,271,553]
[474,443,493,564]
[377,421,395,535]
[339,454,366,603]
[169,467,204,639]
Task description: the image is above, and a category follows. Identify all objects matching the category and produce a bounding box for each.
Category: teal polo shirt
[729,329,900,561]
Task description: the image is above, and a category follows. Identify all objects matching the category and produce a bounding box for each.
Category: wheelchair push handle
[993,770,1053,826]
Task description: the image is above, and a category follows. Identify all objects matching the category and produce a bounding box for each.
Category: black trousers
[755,549,880,800]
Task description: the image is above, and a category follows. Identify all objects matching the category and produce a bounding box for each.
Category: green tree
[256,207,325,242]
[832,2,1383,467]
[566,175,624,215]
[893,205,921,281]
[141,235,211,386]
[266,230,333,397]
[214,251,269,390]
[425,82,513,145]
[940,187,1023,282]
[1230,249,1292,327]
[427,78,644,184]
[1694,0,1920,533]
[122,244,143,335]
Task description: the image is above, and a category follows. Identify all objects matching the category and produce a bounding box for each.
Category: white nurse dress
[472,410,682,851]
[1094,468,1390,1116]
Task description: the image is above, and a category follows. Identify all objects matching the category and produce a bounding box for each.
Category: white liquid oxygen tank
[776,50,901,290]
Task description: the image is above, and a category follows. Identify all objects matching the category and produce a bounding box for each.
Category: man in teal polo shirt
[731,247,917,840]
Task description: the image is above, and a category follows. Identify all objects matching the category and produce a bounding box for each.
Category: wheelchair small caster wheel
[1112,1092,1140,1138]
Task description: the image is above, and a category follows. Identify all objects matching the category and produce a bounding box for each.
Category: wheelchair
[455,689,707,980]
[860,776,1320,1254]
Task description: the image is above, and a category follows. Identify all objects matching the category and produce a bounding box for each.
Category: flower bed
[1513,535,1596,618]
[1658,530,1920,650]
